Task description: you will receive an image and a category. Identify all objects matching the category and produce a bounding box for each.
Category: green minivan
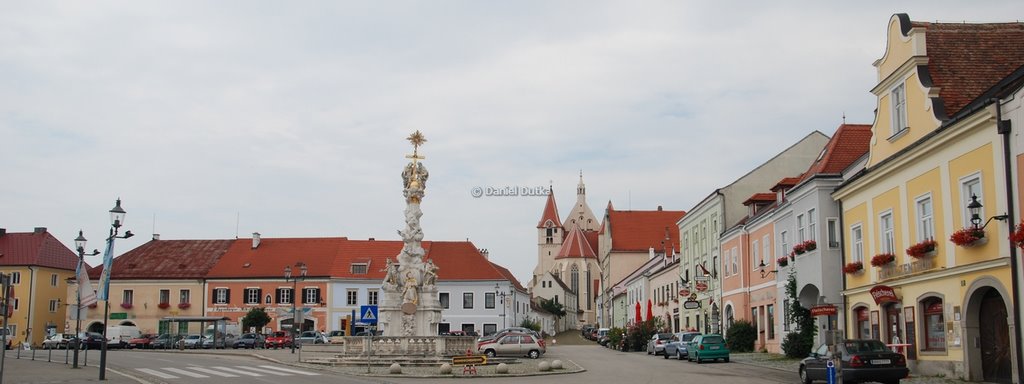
[686,334,730,363]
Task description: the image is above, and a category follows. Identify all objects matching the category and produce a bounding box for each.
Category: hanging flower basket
[906,239,938,259]
[776,256,789,267]
[950,227,986,247]
[802,240,817,252]
[178,302,191,310]
[119,303,133,309]
[792,242,807,255]
[157,302,171,309]
[843,261,863,274]
[1011,221,1024,249]
[870,253,896,267]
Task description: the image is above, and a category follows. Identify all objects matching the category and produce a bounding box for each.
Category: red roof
[742,193,777,206]
[0,228,77,270]
[489,262,526,291]
[605,208,686,252]
[206,237,345,279]
[537,190,563,228]
[771,177,802,192]
[89,239,235,279]
[425,241,507,281]
[799,124,871,181]
[330,239,413,279]
[910,19,1024,118]
[554,225,598,260]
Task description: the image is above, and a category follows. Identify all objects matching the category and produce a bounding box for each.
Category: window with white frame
[50,273,58,286]
[808,209,816,242]
[917,195,935,241]
[279,288,293,304]
[827,218,840,248]
[439,292,449,309]
[10,272,19,285]
[751,240,760,270]
[368,290,379,306]
[797,214,806,242]
[463,293,474,309]
[245,288,260,304]
[122,290,134,306]
[962,176,983,227]
[214,288,229,304]
[780,231,789,258]
[49,299,59,312]
[304,287,318,304]
[180,289,190,304]
[485,292,495,309]
[351,263,367,274]
[730,247,738,276]
[762,235,771,265]
[346,289,357,306]
[159,289,170,304]
[891,83,907,135]
[851,224,864,263]
[880,211,895,253]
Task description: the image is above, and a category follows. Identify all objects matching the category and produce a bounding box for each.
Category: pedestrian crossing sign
[360,305,378,324]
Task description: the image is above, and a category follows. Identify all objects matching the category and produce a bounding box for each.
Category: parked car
[265,331,293,349]
[295,331,327,345]
[647,332,675,355]
[78,332,106,349]
[327,330,346,344]
[477,332,546,359]
[127,334,156,349]
[664,332,701,360]
[149,334,178,349]
[43,334,72,349]
[232,333,266,349]
[478,327,541,343]
[182,334,204,349]
[686,334,730,363]
[581,325,594,340]
[799,340,908,384]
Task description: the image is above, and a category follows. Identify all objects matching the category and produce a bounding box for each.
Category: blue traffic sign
[360,305,379,324]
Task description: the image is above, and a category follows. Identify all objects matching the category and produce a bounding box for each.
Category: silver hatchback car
[477,332,546,359]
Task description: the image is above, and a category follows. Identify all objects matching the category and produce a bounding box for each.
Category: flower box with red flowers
[792,242,807,255]
[870,253,895,267]
[119,303,133,309]
[843,261,863,274]
[157,302,171,309]
[1011,222,1024,249]
[178,302,191,310]
[776,256,789,267]
[906,239,938,259]
[950,227,986,247]
[802,240,817,252]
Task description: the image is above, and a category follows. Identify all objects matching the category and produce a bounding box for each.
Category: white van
[106,325,142,348]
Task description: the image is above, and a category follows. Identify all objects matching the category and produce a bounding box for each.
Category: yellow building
[833,14,1024,382]
[0,228,78,347]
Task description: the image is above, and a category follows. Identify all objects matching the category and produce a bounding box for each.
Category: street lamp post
[98,199,133,380]
[72,231,98,369]
[494,283,507,329]
[284,262,307,354]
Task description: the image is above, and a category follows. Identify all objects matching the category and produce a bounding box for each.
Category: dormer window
[891,83,908,136]
[351,263,368,274]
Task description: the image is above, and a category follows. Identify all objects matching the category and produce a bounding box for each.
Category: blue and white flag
[97,236,116,301]
[76,257,98,308]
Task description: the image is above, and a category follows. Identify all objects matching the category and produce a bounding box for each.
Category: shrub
[608,327,625,349]
[781,331,814,358]
[725,319,756,352]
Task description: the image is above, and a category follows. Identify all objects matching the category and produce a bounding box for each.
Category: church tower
[564,172,599,231]
[532,187,564,290]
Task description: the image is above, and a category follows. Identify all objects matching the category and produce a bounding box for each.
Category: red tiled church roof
[536,190,563,228]
[909,18,1024,118]
[800,124,871,181]
[554,225,598,260]
[89,239,235,279]
[0,228,77,270]
[605,208,685,253]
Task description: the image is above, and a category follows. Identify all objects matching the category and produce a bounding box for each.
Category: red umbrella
[634,302,642,324]
[646,299,654,322]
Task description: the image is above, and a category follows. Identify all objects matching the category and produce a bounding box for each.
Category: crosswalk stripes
[134,364,319,380]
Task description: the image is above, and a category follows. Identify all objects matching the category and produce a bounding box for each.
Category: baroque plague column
[379,131,442,336]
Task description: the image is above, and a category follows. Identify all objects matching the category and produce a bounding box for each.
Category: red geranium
[776,256,789,267]
[1010,222,1024,249]
[843,261,863,274]
[178,302,191,310]
[870,253,895,267]
[906,239,937,259]
[950,227,985,246]
[120,302,133,309]
[792,242,806,255]
[157,302,171,309]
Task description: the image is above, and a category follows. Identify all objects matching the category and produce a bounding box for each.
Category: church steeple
[565,171,599,231]
[537,188,562,229]
[577,170,585,196]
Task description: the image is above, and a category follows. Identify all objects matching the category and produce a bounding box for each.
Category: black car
[800,340,908,384]
[233,333,265,349]
[78,332,106,349]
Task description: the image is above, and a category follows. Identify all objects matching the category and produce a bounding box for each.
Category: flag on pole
[97,236,116,301]
[76,257,98,308]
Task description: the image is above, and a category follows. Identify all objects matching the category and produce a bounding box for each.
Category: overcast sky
[2,1,1020,285]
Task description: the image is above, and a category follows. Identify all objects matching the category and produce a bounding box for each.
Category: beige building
[0,227,77,347]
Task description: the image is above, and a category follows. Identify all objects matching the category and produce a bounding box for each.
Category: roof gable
[606,208,686,252]
[554,225,598,259]
[799,124,872,183]
[0,229,77,270]
[537,190,563,228]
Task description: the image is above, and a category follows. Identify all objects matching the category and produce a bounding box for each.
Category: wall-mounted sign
[679,288,691,297]
[682,300,701,310]
[810,305,837,317]
[695,282,708,292]
[869,285,899,304]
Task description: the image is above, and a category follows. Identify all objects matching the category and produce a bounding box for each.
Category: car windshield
[657,333,674,340]
[682,333,699,342]
[702,336,724,344]
[844,340,889,353]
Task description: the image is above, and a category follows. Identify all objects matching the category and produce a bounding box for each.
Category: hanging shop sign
[869,285,899,305]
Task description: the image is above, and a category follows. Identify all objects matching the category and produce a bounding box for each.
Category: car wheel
[724,357,729,363]
[663,350,669,359]
[528,350,540,359]
[696,353,702,364]
[484,349,496,358]
[677,350,683,360]
[799,366,812,384]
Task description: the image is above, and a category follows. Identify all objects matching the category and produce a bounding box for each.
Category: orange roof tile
[89,239,235,279]
[909,17,1024,118]
[331,239,414,279]
[537,190,563,228]
[799,124,871,181]
[0,228,77,270]
[489,262,526,292]
[605,208,686,252]
[206,237,345,279]
[554,225,598,260]
[742,193,777,206]
[770,177,802,192]
[426,241,507,281]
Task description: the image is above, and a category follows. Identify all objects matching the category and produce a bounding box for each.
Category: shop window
[923,298,945,351]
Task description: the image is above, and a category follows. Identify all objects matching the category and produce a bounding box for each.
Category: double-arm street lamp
[98,199,133,380]
[284,262,307,354]
[72,231,98,369]
[494,283,508,329]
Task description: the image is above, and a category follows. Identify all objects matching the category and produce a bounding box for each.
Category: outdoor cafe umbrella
[635,302,642,324]
[646,299,654,322]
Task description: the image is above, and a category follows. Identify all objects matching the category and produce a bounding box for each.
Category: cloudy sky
[2,1,1020,284]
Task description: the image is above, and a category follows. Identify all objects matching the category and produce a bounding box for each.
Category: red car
[127,334,156,349]
[265,331,293,349]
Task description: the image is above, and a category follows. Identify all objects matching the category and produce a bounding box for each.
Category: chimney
[152,234,161,241]
[252,232,261,249]
[34,227,47,234]
[478,248,489,259]
[657,206,663,211]
[368,237,375,241]
[0,228,5,237]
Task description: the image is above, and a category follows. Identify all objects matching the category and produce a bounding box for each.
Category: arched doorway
[965,280,1013,383]
[87,322,104,334]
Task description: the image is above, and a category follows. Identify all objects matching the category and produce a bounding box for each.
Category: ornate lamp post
[72,231,98,369]
[98,199,133,380]
[494,283,508,330]
[284,262,307,354]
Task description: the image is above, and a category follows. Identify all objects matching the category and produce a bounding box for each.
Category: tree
[540,298,566,330]
[519,317,541,332]
[240,307,271,333]
[781,270,816,358]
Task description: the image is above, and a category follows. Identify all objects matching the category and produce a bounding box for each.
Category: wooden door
[980,289,1011,383]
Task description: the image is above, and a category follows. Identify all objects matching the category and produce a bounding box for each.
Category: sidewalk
[1,350,139,384]
[729,352,967,384]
